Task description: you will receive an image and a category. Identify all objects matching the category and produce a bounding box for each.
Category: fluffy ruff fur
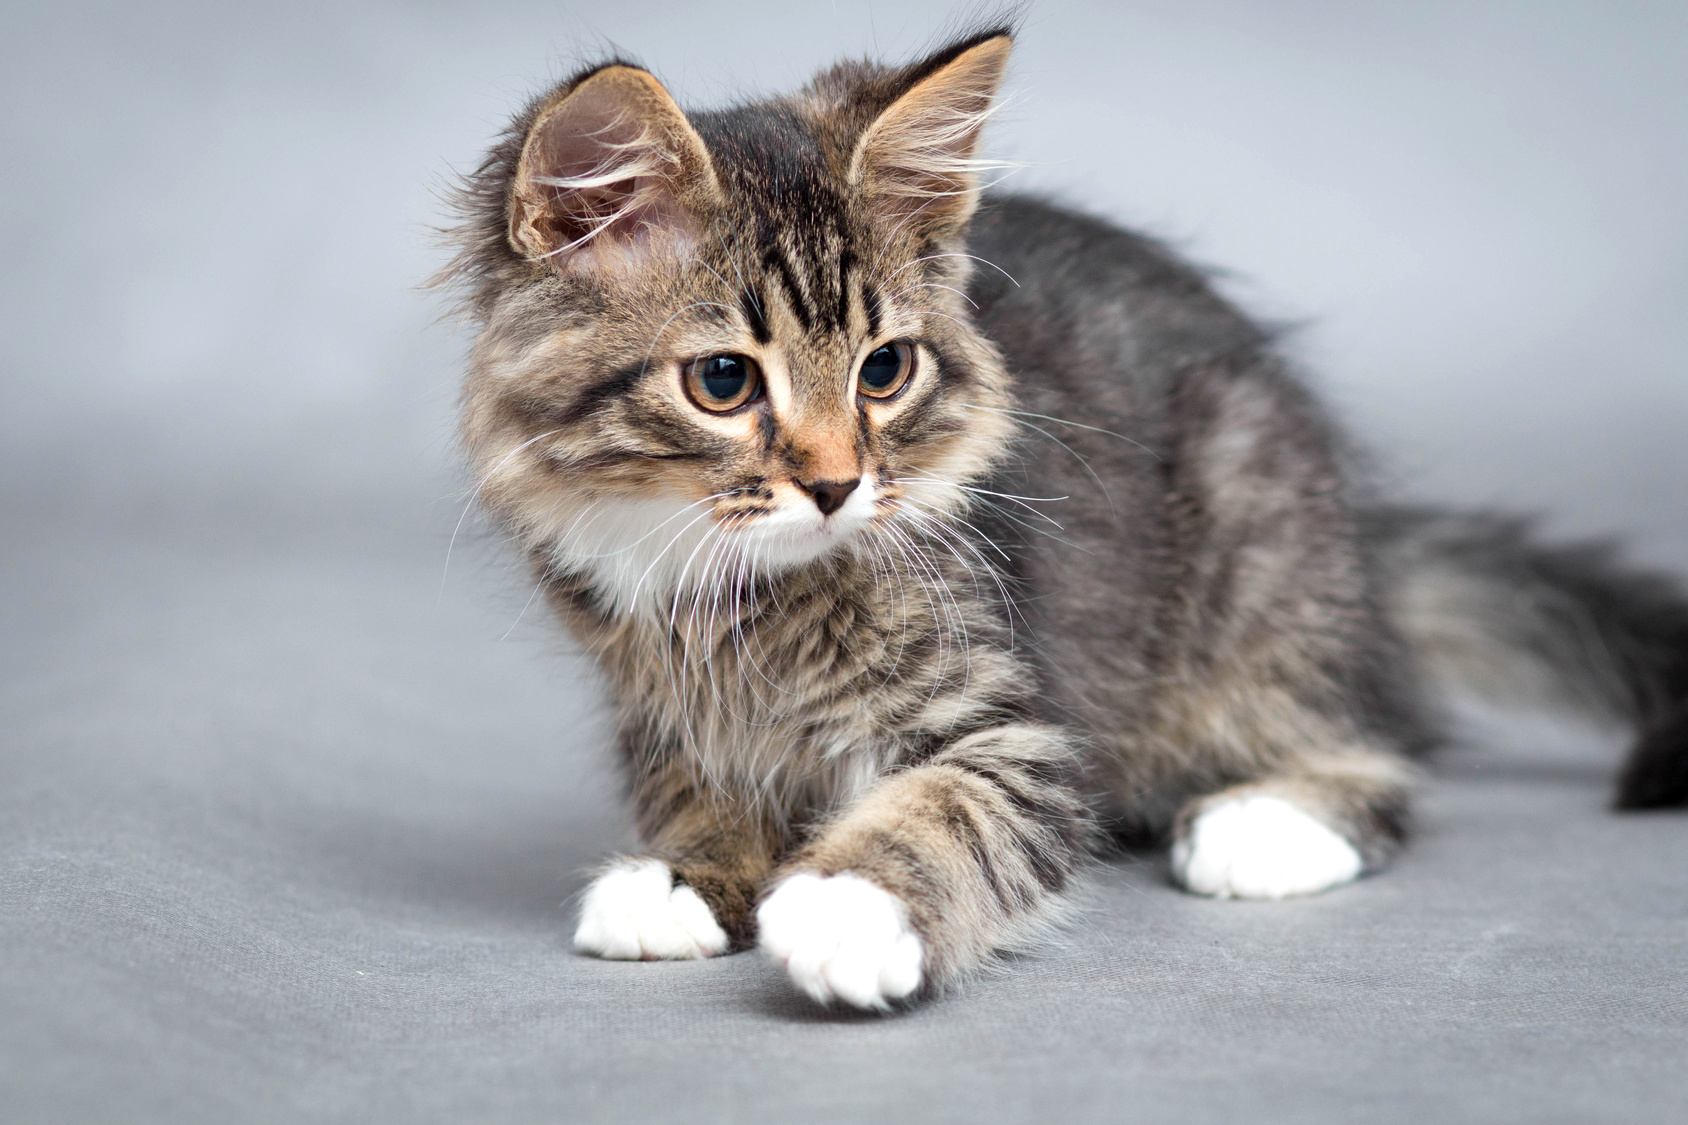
[442,30,1688,1009]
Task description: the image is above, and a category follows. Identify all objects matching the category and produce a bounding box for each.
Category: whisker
[896,500,1020,632]
[957,403,1117,508]
[894,473,1084,550]
[881,281,978,309]
[897,473,1067,534]
[442,428,561,599]
[879,518,973,716]
[559,492,734,560]
[897,476,1068,507]
[883,250,1019,288]
[960,402,1162,461]
[625,505,720,616]
[499,580,544,642]
[639,302,739,380]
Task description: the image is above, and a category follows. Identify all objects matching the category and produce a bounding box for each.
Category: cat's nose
[799,478,860,516]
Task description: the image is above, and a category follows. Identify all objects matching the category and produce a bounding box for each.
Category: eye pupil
[858,342,911,398]
[700,356,745,400]
[861,347,899,388]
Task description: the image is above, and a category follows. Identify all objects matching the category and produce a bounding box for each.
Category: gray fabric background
[4,2,1686,1121]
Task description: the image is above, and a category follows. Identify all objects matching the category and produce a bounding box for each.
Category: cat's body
[443,30,1688,1010]
[967,196,1423,846]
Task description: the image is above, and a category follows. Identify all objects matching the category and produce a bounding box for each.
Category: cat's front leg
[757,724,1093,1009]
[574,763,780,960]
[573,857,732,960]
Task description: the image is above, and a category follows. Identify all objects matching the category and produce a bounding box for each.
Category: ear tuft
[510,66,717,273]
[850,34,1012,239]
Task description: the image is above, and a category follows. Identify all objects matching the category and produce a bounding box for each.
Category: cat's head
[445,31,1018,615]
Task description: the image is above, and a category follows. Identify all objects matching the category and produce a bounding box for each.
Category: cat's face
[452,37,1015,615]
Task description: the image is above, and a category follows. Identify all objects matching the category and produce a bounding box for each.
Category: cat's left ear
[849,32,1012,240]
[509,64,719,273]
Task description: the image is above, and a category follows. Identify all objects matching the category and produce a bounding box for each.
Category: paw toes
[574,858,729,960]
[1173,796,1362,900]
[756,872,924,1010]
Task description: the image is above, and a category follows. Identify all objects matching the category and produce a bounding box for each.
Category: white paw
[756,873,923,1010]
[1171,796,1363,900]
[573,858,729,960]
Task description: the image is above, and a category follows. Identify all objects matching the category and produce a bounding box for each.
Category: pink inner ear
[534,173,687,262]
[518,80,700,267]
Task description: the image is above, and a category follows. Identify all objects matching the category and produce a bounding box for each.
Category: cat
[438,27,1688,1010]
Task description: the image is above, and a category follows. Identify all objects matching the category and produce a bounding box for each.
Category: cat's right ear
[509,65,718,274]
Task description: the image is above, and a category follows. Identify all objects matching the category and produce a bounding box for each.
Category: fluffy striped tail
[1371,508,1688,807]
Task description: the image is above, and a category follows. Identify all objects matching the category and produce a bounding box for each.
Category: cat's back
[966,194,1265,413]
[961,194,1275,588]
[962,196,1330,742]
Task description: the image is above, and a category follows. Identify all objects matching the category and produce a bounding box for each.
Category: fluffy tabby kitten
[440,29,1688,1009]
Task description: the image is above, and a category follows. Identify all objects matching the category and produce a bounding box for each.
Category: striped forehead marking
[756,242,878,340]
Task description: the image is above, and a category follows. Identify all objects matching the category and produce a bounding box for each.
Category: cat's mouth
[717,480,881,568]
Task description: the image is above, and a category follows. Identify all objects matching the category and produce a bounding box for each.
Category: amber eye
[857,341,914,399]
[684,354,762,412]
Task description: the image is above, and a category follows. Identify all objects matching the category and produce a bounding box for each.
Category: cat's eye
[857,341,914,400]
[684,353,763,413]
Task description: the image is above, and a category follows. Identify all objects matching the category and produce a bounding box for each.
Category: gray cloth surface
[4,488,1686,1125]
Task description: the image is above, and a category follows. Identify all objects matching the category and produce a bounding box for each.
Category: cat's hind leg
[1169,751,1411,900]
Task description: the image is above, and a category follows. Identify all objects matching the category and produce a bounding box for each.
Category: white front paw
[573,858,729,960]
[756,873,923,1010]
[1171,796,1363,900]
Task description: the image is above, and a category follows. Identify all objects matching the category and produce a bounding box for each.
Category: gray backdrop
[4,2,1686,1122]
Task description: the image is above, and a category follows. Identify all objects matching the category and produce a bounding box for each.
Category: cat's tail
[1369,507,1688,807]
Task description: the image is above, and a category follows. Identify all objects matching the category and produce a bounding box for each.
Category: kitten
[439,29,1688,1009]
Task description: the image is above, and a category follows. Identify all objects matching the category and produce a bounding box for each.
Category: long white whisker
[881,281,978,309]
[562,491,734,560]
[625,505,720,617]
[897,473,1072,535]
[442,428,561,599]
[880,518,972,716]
[639,302,738,379]
[956,403,1117,507]
[897,500,1021,643]
[893,489,1015,562]
[499,580,544,642]
[960,402,1162,461]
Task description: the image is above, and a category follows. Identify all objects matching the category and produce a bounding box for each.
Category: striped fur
[439,30,1688,1007]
